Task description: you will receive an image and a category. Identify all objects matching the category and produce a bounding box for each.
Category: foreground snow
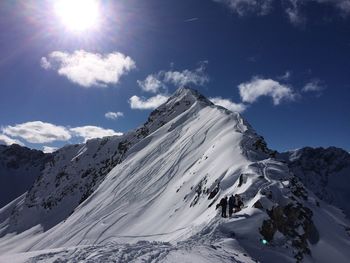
[0,238,258,263]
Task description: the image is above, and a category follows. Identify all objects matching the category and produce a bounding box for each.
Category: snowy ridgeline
[0,87,349,263]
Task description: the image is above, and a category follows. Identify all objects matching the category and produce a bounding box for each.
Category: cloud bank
[70,126,122,142]
[2,121,72,144]
[1,121,123,146]
[0,134,24,146]
[41,50,136,87]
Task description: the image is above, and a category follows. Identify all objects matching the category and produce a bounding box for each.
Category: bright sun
[54,0,101,32]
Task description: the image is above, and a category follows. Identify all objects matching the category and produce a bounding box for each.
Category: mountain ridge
[0,87,349,263]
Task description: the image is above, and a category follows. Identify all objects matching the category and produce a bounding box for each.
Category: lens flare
[54,0,100,32]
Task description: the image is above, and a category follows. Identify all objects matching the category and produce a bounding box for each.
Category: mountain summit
[0,88,349,263]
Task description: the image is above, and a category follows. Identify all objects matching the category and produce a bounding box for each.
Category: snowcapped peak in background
[280,147,350,217]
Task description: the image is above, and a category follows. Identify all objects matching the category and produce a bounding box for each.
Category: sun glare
[54,0,101,32]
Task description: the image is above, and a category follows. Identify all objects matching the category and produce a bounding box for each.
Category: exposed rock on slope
[0,144,51,208]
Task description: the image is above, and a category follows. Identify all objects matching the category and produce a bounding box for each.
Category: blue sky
[0,0,349,152]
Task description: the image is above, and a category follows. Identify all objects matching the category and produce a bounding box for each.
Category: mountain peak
[166,86,213,108]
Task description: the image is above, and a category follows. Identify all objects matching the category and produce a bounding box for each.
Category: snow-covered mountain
[0,87,349,263]
[279,147,350,217]
[0,144,51,208]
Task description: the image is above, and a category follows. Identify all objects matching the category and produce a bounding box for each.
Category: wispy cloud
[129,95,169,110]
[213,0,350,24]
[137,75,164,93]
[105,111,124,120]
[70,126,122,142]
[210,97,247,113]
[2,121,72,144]
[41,50,136,88]
[0,134,24,146]
[163,61,209,87]
[278,71,292,81]
[238,77,296,105]
[302,79,325,95]
[213,0,273,16]
[184,17,199,22]
[137,61,209,94]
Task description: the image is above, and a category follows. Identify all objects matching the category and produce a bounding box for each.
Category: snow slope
[0,88,349,263]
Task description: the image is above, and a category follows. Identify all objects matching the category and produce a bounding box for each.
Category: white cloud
[163,62,209,87]
[0,134,24,146]
[41,50,136,87]
[129,95,169,110]
[2,121,72,144]
[43,146,58,153]
[70,126,123,142]
[238,77,296,105]
[302,79,325,93]
[137,75,163,93]
[105,111,124,120]
[209,97,247,113]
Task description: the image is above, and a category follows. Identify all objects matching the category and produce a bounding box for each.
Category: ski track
[27,242,176,263]
[93,214,129,245]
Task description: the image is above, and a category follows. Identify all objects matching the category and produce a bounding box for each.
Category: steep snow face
[280,147,350,217]
[0,88,349,263]
[0,144,51,208]
[0,88,212,237]
[0,88,211,236]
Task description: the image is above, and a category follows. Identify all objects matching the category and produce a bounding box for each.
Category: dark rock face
[260,203,319,262]
[253,200,263,209]
[0,144,52,207]
[252,136,277,158]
